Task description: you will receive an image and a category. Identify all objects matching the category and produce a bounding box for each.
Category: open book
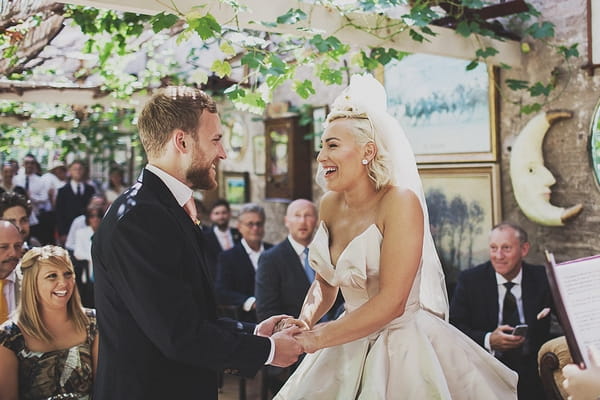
[545,251,600,367]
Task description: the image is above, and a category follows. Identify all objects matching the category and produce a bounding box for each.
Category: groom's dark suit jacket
[255,238,311,322]
[449,261,555,399]
[92,169,270,400]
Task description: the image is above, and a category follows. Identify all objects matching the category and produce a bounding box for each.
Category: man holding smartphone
[449,222,557,400]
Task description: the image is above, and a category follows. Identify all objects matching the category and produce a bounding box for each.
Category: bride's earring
[361,159,368,165]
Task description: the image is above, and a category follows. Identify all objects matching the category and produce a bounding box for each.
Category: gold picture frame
[219,171,250,205]
[384,54,498,163]
[419,163,501,286]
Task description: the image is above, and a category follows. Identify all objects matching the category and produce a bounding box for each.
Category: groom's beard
[186,154,216,190]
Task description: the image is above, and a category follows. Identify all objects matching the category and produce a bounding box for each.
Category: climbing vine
[0,0,581,158]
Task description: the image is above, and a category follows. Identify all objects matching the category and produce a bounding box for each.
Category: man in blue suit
[450,222,556,399]
[215,203,272,322]
[255,199,318,323]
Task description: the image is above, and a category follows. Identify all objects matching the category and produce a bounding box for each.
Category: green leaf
[475,47,499,59]
[265,74,288,89]
[220,41,236,56]
[224,85,245,100]
[293,79,316,99]
[276,9,307,25]
[466,60,479,71]
[241,52,265,69]
[370,48,404,65]
[520,103,542,114]
[505,79,529,91]
[189,14,221,39]
[403,4,438,28]
[408,29,425,43]
[267,54,287,75]
[526,21,555,39]
[211,60,232,78]
[558,43,579,59]
[455,21,473,37]
[528,82,553,97]
[317,67,343,85]
[150,12,179,33]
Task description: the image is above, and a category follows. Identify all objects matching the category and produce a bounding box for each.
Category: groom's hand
[270,327,304,367]
[255,315,292,337]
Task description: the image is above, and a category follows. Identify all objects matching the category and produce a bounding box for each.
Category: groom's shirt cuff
[265,337,275,364]
[253,326,276,365]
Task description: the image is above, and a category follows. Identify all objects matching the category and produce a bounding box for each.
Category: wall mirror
[590,97,600,189]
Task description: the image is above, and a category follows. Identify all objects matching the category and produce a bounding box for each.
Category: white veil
[320,73,449,320]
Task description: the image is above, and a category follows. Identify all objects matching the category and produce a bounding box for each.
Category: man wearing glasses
[215,203,273,322]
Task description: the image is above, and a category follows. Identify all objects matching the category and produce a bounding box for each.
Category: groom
[92,86,303,399]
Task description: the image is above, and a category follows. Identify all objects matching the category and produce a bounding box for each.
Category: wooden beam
[0,85,148,108]
[58,0,522,68]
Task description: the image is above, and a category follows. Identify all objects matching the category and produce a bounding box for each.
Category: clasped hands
[255,315,322,368]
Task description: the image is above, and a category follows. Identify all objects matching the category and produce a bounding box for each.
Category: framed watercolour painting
[418,164,501,290]
[220,171,250,205]
[385,53,497,163]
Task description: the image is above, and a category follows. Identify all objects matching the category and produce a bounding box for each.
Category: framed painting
[312,105,328,153]
[419,163,501,289]
[220,171,250,205]
[253,135,266,175]
[384,53,497,163]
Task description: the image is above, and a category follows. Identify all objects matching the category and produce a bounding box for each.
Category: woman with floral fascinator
[273,74,517,399]
[0,245,98,400]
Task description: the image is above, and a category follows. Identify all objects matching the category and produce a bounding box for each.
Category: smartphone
[512,324,528,337]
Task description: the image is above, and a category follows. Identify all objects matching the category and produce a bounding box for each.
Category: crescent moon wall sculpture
[509,110,583,226]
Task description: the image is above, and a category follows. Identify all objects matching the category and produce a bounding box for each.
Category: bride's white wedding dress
[274,222,518,400]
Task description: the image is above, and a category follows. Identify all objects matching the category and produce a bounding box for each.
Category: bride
[274,74,518,399]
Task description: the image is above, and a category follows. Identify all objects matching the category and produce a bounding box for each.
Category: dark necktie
[303,247,315,282]
[502,282,520,327]
[25,175,29,191]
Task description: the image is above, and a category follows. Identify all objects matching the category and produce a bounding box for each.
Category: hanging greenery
[0,0,581,159]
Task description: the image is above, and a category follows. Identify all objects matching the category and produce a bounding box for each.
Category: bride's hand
[295,330,319,354]
[273,318,309,333]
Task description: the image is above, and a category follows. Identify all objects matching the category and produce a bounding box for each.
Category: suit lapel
[483,263,500,328]
[520,264,536,326]
[141,170,215,296]
[283,239,310,285]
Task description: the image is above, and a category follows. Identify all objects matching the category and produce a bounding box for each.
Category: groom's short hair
[137,86,217,158]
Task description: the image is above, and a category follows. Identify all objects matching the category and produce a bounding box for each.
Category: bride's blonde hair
[325,110,393,191]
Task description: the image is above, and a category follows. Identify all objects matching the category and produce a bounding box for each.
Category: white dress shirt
[484,268,524,352]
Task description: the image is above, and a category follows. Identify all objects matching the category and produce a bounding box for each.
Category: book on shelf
[544,250,600,368]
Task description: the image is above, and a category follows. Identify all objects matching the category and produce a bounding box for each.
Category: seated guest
[0,221,24,324]
[73,206,104,308]
[0,191,41,250]
[203,198,241,280]
[65,194,107,254]
[450,222,555,399]
[215,203,272,322]
[0,245,98,400]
